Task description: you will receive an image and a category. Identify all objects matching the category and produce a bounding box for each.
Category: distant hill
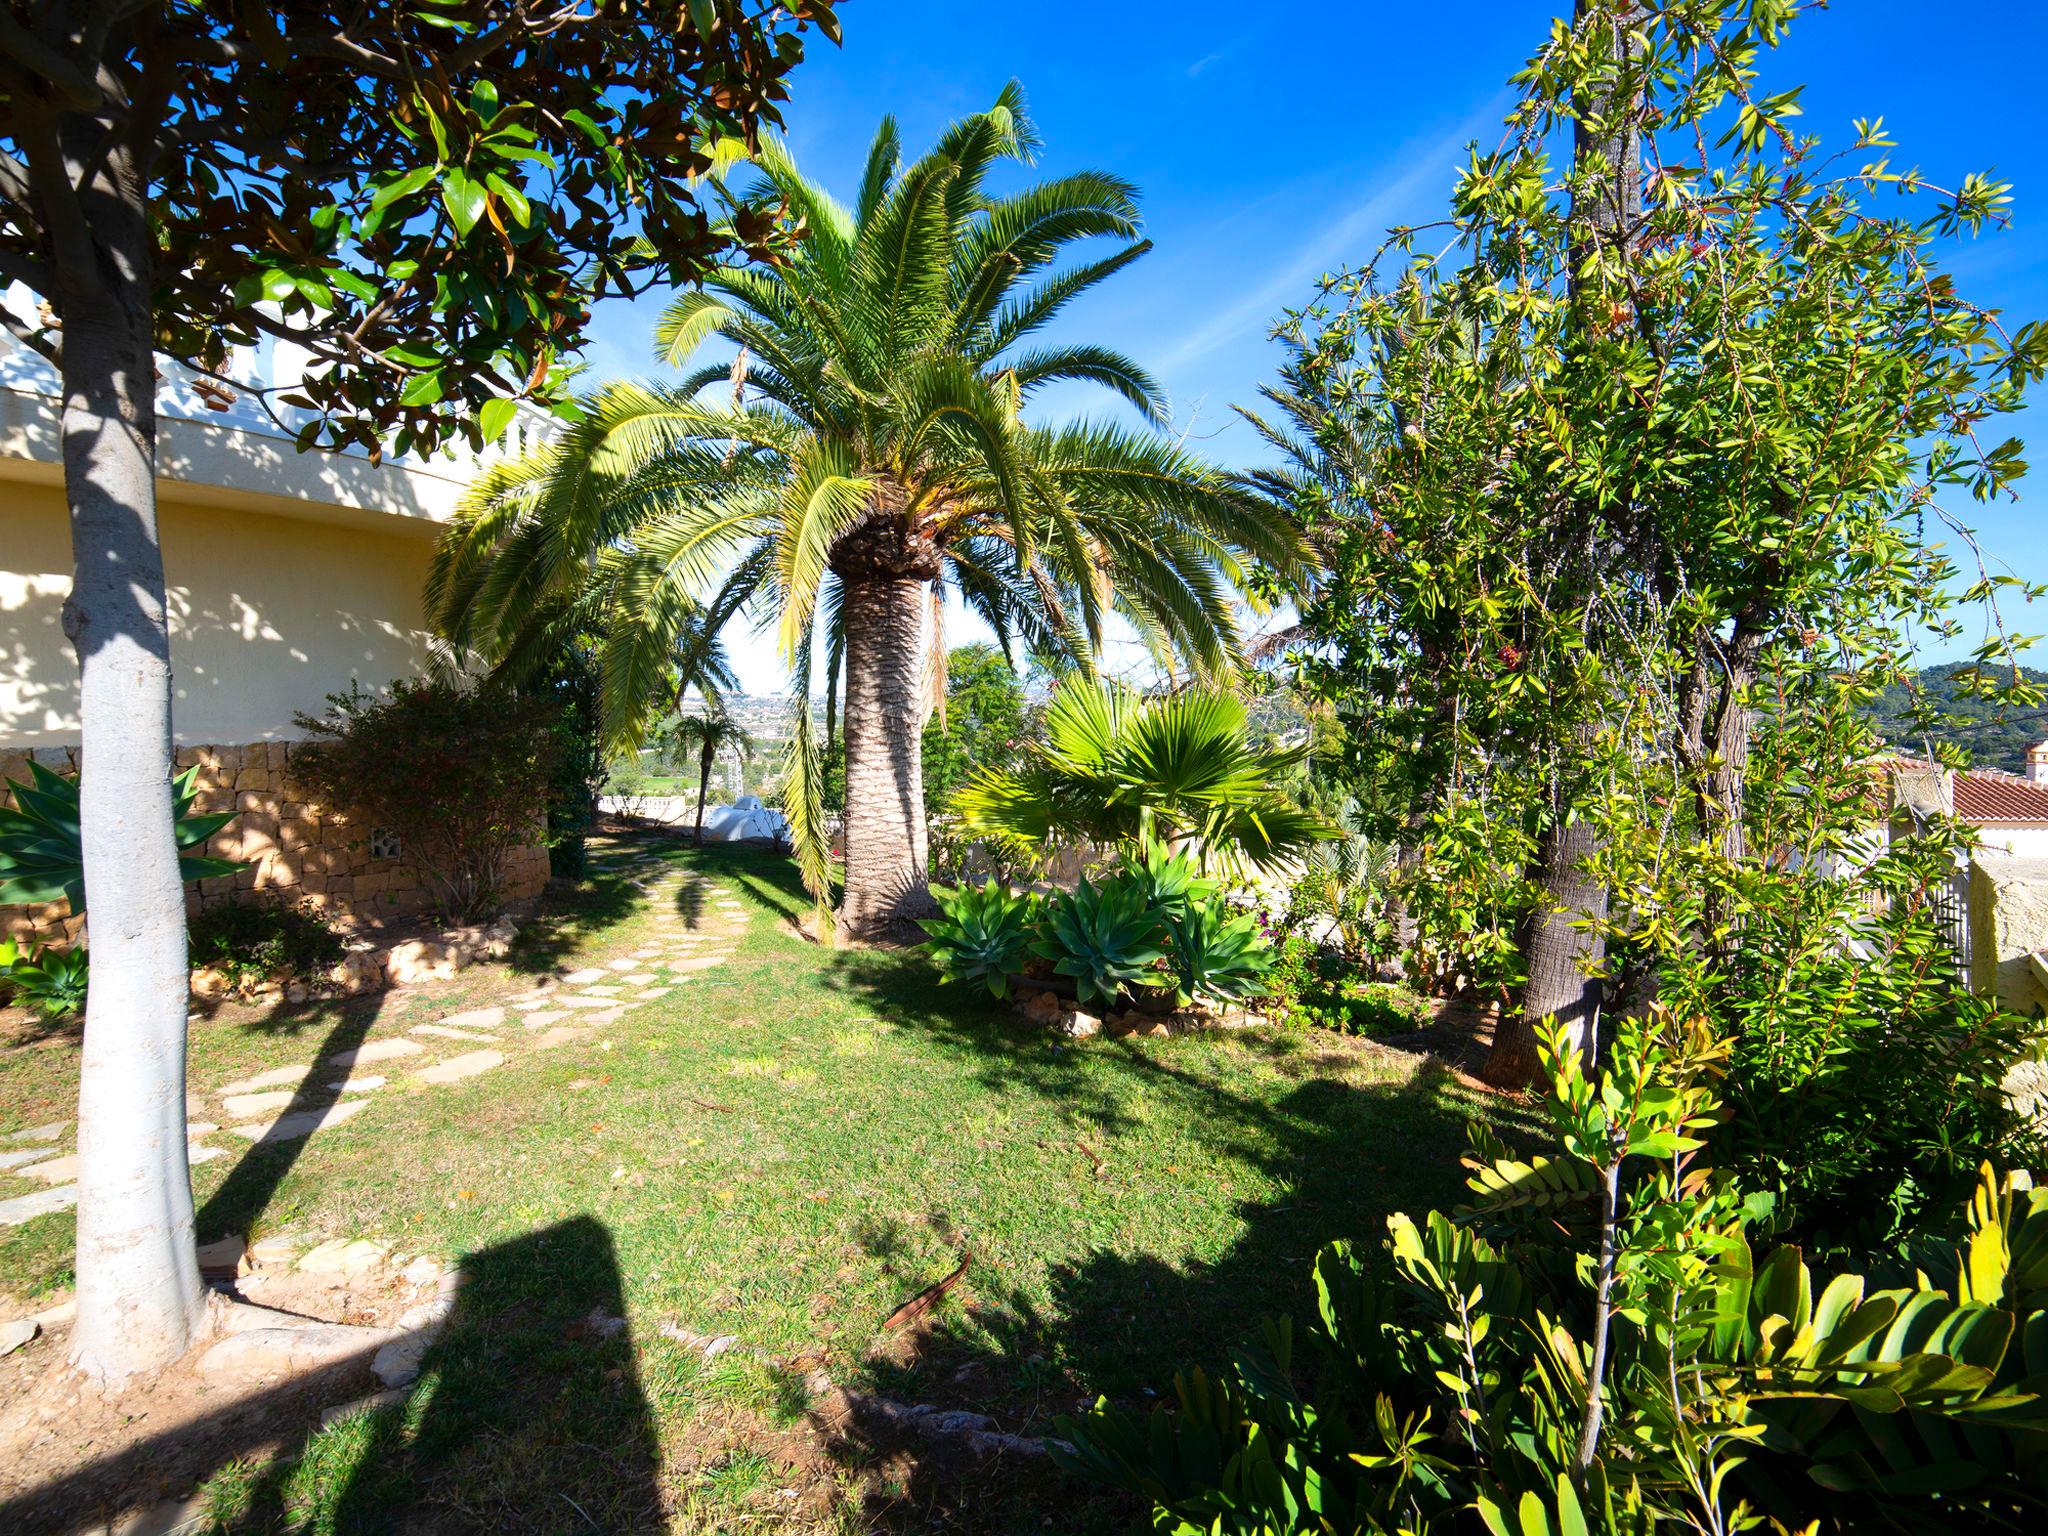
[1863,661,2048,772]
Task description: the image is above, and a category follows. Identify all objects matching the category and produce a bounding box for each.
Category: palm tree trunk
[696,738,712,843]
[831,510,941,943]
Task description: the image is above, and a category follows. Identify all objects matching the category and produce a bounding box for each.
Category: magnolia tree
[0,0,835,1384]
[1273,0,2046,1087]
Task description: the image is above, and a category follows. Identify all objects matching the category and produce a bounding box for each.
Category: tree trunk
[696,737,712,843]
[1490,0,1640,1090]
[1488,808,1611,1087]
[55,164,206,1384]
[830,506,941,944]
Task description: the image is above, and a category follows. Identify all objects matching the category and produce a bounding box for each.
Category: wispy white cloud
[1153,108,1498,375]
[1187,49,1229,78]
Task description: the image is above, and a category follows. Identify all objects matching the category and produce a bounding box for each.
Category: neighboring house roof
[1952,767,2048,824]
[1878,754,2048,825]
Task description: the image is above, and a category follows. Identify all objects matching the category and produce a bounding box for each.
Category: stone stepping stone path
[416,1050,504,1085]
[230,1099,370,1145]
[410,1023,496,1043]
[4,849,749,1229]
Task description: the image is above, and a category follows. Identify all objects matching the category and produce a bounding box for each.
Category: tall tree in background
[1276,0,2043,1089]
[1494,0,1642,1088]
[0,0,830,1384]
[921,642,1026,813]
[432,88,1306,941]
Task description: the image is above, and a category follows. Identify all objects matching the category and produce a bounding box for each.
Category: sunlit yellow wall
[1,482,438,747]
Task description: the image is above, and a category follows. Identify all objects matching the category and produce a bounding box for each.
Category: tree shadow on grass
[0,1217,661,1535]
[800,943,1535,1531]
[195,999,381,1246]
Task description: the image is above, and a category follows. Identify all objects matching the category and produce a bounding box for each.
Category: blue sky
[582,1,2048,693]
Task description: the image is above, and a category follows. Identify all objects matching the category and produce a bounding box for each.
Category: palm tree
[954,680,1333,879]
[660,711,755,843]
[429,85,1306,940]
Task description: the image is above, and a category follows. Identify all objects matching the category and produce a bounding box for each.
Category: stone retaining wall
[0,741,548,945]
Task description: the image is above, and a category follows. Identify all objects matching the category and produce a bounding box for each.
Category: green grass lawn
[0,837,1504,1533]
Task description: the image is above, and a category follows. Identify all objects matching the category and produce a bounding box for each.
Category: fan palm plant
[954,680,1334,878]
[428,85,1307,941]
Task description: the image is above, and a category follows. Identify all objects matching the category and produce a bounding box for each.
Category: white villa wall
[2,477,440,746]
[1970,822,2048,860]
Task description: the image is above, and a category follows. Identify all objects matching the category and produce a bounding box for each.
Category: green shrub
[1032,876,1171,1009]
[922,880,1041,998]
[290,680,558,921]
[926,841,1285,1013]
[0,757,244,912]
[1056,1010,2048,1532]
[1165,901,1271,1006]
[188,900,345,992]
[1,939,88,1020]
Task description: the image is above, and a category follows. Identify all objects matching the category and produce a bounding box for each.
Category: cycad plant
[429,85,1305,940]
[954,680,1333,879]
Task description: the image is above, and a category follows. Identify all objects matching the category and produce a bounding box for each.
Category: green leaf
[441,169,489,238]
[483,172,532,228]
[369,166,436,214]
[400,370,446,407]
[478,397,519,442]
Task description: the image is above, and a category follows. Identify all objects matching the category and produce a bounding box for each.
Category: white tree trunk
[58,199,204,1385]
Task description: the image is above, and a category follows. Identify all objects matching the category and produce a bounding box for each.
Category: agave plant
[955,681,1333,879]
[0,759,243,913]
[2,941,89,1020]
[1115,838,1220,923]
[1166,902,1273,1007]
[921,880,1041,998]
[1032,876,1168,1008]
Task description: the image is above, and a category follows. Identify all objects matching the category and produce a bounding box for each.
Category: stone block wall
[0,741,549,945]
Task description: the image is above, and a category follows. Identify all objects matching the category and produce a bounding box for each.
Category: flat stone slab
[557,995,630,1010]
[670,956,728,973]
[23,1153,80,1184]
[325,1073,387,1094]
[112,1495,213,1536]
[220,1065,314,1096]
[562,968,608,985]
[521,1011,567,1029]
[631,948,662,959]
[197,1235,246,1276]
[607,958,643,972]
[189,1145,227,1165]
[0,1147,61,1171]
[411,1024,495,1042]
[373,1329,436,1388]
[440,1006,506,1031]
[577,984,624,996]
[200,1320,398,1380]
[532,1025,593,1049]
[6,1122,66,1142]
[0,1185,77,1226]
[297,1237,388,1275]
[329,1038,424,1068]
[230,1099,369,1144]
[323,1387,408,1426]
[1,1317,37,1356]
[189,1121,220,1136]
[222,1091,298,1119]
[633,988,672,1000]
[416,1050,504,1084]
